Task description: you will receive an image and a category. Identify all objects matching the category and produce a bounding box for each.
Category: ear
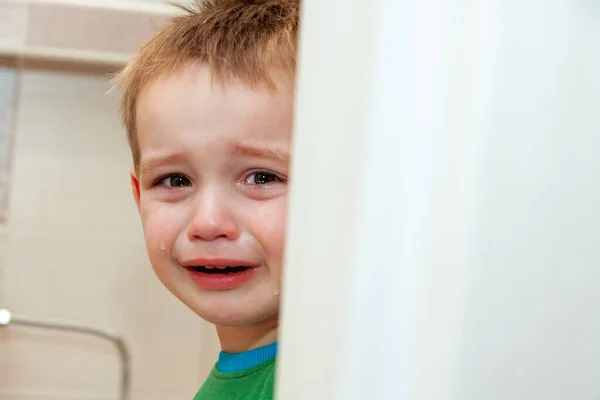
[130,169,141,212]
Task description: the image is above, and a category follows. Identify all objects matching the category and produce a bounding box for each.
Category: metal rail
[0,309,130,400]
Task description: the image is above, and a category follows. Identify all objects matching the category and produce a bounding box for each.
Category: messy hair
[114,0,300,168]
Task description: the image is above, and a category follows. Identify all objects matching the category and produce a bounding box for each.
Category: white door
[277,1,600,399]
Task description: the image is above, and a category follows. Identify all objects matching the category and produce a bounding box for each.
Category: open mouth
[189,266,250,275]
[182,259,258,289]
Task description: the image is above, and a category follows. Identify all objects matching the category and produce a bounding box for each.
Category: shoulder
[194,359,276,400]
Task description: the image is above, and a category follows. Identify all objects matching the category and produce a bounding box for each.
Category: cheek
[248,198,288,266]
[139,199,186,258]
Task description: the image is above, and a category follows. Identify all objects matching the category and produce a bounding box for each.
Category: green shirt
[193,359,276,400]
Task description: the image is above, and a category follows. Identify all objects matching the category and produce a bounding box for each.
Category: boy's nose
[187,191,240,242]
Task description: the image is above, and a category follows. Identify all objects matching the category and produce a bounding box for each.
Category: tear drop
[160,243,166,251]
[273,289,280,296]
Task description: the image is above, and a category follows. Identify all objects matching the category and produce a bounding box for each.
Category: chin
[199,310,270,327]
[193,303,279,327]
[157,270,280,326]
[174,286,279,327]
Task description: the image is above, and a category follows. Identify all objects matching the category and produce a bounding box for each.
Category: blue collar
[217,342,278,373]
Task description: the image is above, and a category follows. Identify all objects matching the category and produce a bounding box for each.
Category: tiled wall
[0,3,221,398]
[0,65,218,400]
[0,0,170,71]
[25,3,163,55]
[0,67,17,224]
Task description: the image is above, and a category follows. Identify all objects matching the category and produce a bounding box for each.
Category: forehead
[135,64,294,154]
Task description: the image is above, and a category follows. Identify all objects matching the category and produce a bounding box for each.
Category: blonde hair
[114,0,300,168]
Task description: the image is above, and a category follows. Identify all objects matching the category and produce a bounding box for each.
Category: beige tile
[12,70,127,157]
[0,67,18,224]
[2,230,204,395]
[26,3,167,55]
[0,326,122,393]
[0,1,28,47]
[0,229,7,301]
[7,70,140,233]
[7,152,140,234]
[0,387,193,400]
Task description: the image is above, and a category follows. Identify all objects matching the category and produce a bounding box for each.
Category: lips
[182,259,258,290]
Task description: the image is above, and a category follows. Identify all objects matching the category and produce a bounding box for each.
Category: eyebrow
[138,153,188,176]
[138,144,290,176]
[229,143,289,163]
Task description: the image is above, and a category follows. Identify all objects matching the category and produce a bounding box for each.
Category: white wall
[0,69,219,400]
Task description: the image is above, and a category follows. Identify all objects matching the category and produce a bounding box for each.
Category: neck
[216,315,279,353]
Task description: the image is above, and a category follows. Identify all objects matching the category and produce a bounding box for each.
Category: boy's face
[133,64,293,327]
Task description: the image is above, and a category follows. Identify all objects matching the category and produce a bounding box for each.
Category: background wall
[0,1,221,398]
[0,67,220,400]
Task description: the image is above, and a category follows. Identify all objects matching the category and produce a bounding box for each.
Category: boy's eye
[158,174,192,188]
[244,171,279,185]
